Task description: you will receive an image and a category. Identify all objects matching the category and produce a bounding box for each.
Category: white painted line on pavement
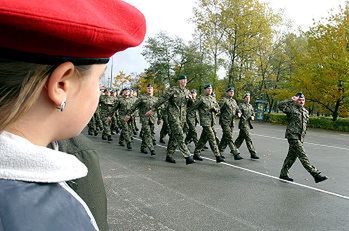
[251,133,349,151]
[134,138,349,200]
[202,156,349,201]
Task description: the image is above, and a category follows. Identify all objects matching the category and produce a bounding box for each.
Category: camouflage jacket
[219,96,241,127]
[99,95,115,115]
[112,96,133,117]
[278,100,309,142]
[238,102,255,130]
[152,86,191,124]
[186,97,198,123]
[191,95,219,127]
[128,94,158,124]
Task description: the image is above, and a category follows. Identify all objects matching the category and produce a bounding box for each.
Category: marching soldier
[126,84,159,155]
[159,102,170,144]
[185,89,199,146]
[278,93,328,183]
[145,74,195,165]
[99,89,115,142]
[234,93,260,159]
[192,84,225,163]
[218,87,243,160]
[112,88,133,150]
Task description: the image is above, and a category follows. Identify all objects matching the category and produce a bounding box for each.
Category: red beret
[0,0,146,64]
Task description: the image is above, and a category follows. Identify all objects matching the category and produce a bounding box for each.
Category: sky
[102,0,347,86]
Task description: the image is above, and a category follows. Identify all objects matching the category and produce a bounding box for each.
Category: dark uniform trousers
[280,139,320,177]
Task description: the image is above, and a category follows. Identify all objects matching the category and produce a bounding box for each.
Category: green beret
[226,87,234,92]
[204,84,212,89]
[243,92,250,98]
[178,74,187,80]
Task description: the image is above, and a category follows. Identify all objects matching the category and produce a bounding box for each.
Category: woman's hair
[0,60,91,131]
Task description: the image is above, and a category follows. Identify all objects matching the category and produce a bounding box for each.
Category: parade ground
[86,122,349,231]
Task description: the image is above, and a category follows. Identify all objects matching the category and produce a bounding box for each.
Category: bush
[264,113,349,132]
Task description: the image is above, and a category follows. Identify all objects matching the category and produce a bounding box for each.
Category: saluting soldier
[99,89,115,142]
[185,89,199,146]
[192,84,225,163]
[278,93,328,183]
[234,93,260,159]
[126,84,159,155]
[146,74,195,165]
[111,88,133,150]
[218,87,243,160]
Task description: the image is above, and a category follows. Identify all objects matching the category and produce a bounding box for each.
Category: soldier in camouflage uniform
[278,93,328,183]
[88,105,103,136]
[159,102,169,144]
[99,89,115,142]
[184,89,199,146]
[110,90,119,135]
[146,74,195,165]
[234,93,259,159]
[111,88,133,150]
[191,84,225,163]
[126,84,159,155]
[129,89,139,136]
[218,87,243,160]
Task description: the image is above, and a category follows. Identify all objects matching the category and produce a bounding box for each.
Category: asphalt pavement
[85,122,349,231]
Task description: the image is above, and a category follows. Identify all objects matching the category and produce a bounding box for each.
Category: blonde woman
[0,0,146,230]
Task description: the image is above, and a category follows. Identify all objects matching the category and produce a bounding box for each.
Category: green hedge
[264,113,349,132]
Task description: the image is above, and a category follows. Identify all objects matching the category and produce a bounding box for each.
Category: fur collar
[0,131,87,183]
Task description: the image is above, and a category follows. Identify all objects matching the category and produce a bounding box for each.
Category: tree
[289,6,349,120]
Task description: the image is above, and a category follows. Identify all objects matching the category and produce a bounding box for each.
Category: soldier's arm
[127,97,141,116]
[151,89,173,111]
[190,97,203,112]
[277,100,293,114]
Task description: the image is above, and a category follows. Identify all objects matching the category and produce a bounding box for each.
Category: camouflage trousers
[167,120,191,158]
[88,115,98,135]
[280,139,320,177]
[160,115,170,140]
[219,124,240,156]
[194,126,220,157]
[184,117,198,145]
[234,128,256,155]
[118,118,132,144]
[140,121,155,151]
[100,113,112,136]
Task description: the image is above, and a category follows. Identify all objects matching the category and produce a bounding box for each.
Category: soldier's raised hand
[145,110,154,117]
[237,112,242,118]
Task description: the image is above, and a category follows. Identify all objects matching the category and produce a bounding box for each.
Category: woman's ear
[46,62,76,108]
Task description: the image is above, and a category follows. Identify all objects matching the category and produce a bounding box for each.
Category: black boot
[314,173,328,183]
[107,135,113,142]
[88,131,93,136]
[216,155,225,163]
[203,145,209,149]
[165,156,176,164]
[234,154,243,160]
[94,131,99,136]
[251,154,259,159]
[115,128,119,134]
[102,135,107,140]
[279,175,293,182]
[153,140,156,145]
[140,148,148,154]
[193,154,203,161]
[185,156,195,165]
[150,150,156,156]
[159,138,165,144]
[220,155,225,159]
[119,142,125,146]
[127,142,132,150]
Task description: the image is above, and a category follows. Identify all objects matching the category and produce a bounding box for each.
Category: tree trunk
[332,99,341,121]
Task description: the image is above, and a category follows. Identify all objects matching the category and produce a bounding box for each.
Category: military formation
[88,74,328,184]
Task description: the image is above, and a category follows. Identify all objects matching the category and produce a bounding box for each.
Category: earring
[56,100,66,112]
